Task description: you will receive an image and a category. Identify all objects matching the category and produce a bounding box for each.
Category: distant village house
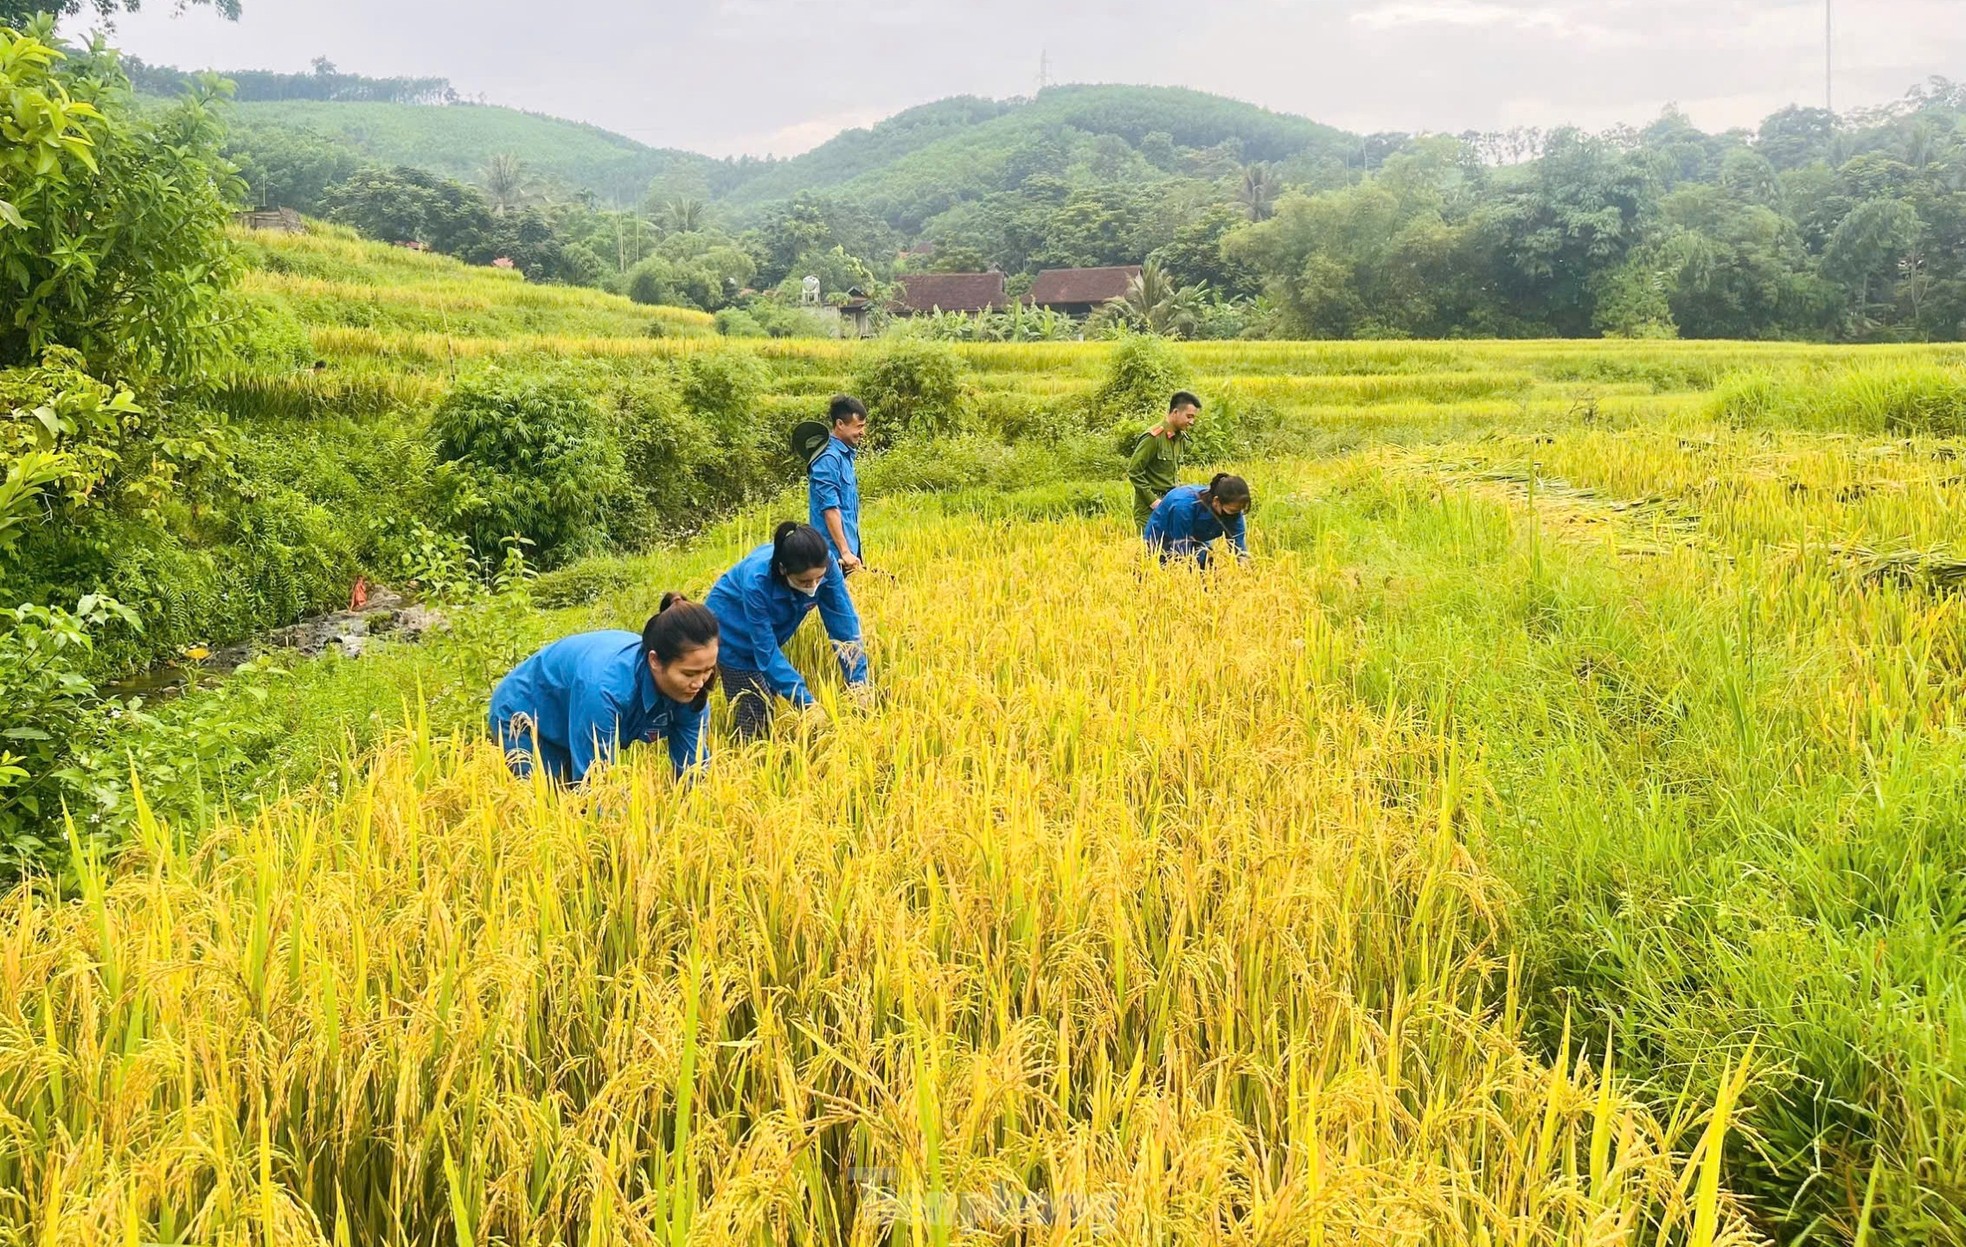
[891,271,1008,317]
[1028,266,1143,317]
[804,288,877,339]
[233,207,305,234]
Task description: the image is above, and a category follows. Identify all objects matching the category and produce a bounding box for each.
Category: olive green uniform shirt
[1128,425,1182,529]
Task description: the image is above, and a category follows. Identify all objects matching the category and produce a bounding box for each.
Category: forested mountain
[701,86,1360,221]
[144,47,1966,342]
[223,100,714,207]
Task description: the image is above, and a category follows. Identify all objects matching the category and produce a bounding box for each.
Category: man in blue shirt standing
[808,395,867,575]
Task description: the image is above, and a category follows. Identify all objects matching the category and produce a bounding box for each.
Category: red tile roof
[892,271,1007,314]
[1029,265,1142,307]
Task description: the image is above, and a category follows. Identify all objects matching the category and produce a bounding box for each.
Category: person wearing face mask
[489,593,720,784]
[706,521,870,739]
[1144,473,1252,568]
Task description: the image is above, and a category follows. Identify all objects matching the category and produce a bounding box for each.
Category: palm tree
[481,153,534,216]
[663,197,710,234]
[1237,163,1282,222]
[1092,260,1206,339]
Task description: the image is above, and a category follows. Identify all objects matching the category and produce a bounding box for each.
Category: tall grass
[1710,362,1966,434]
[0,520,1755,1245]
[1244,438,1966,1243]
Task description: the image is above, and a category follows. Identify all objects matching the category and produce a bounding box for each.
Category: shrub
[0,595,135,869]
[743,300,833,339]
[1181,384,1282,462]
[0,27,241,390]
[612,376,784,546]
[626,256,684,307]
[678,348,770,439]
[430,374,624,567]
[851,337,971,448]
[714,308,769,338]
[1088,332,1184,427]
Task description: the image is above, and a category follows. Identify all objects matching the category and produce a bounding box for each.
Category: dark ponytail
[1204,473,1251,508]
[643,593,719,666]
[770,521,830,579]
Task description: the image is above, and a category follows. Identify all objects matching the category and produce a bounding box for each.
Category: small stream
[103,586,444,702]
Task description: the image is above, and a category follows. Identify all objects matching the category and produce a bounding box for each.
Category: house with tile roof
[891,271,1009,316]
[1028,265,1143,317]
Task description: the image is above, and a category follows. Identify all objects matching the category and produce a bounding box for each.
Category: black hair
[643,593,720,708]
[829,394,868,425]
[1169,390,1202,413]
[1203,473,1251,508]
[771,521,831,580]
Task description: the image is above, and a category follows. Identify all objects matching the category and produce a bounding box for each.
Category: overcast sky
[75,0,1965,158]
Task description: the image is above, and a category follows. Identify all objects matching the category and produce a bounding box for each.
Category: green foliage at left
[0,22,242,390]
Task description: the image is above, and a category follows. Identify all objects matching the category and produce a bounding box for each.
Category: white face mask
[790,578,820,598]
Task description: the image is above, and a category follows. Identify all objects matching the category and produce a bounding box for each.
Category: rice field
[6,225,1965,1243]
[0,520,1761,1246]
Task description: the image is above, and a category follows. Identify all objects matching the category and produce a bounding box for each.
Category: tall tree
[1091,259,1205,338]
[662,196,709,234]
[1237,163,1282,222]
[480,153,535,216]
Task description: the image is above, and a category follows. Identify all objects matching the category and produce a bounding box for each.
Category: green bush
[715,308,770,338]
[851,337,972,449]
[1088,332,1185,426]
[679,348,770,439]
[0,27,241,390]
[1180,384,1281,462]
[430,374,624,567]
[0,595,135,869]
[610,361,790,547]
[231,296,317,372]
[626,255,684,307]
[742,300,833,339]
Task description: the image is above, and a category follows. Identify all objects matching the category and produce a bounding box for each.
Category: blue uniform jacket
[1145,484,1249,564]
[488,630,708,783]
[705,543,868,707]
[807,435,862,559]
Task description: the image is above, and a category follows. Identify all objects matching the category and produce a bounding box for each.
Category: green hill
[209,82,1366,231]
[730,84,1361,230]
[226,99,714,205]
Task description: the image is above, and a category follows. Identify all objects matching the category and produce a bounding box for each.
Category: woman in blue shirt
[706,521,870,739]
[489,593,720,783]
[1145,473,1252,568]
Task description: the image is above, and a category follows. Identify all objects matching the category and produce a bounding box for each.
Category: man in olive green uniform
[1128,391,1201,530]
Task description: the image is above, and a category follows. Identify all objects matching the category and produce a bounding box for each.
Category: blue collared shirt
[807,435,862,560]
[488,630,709,782]
[1145,485,1249,563]
[705,543,868,707]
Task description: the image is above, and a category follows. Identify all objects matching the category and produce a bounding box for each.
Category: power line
[1825,0,1834,113]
